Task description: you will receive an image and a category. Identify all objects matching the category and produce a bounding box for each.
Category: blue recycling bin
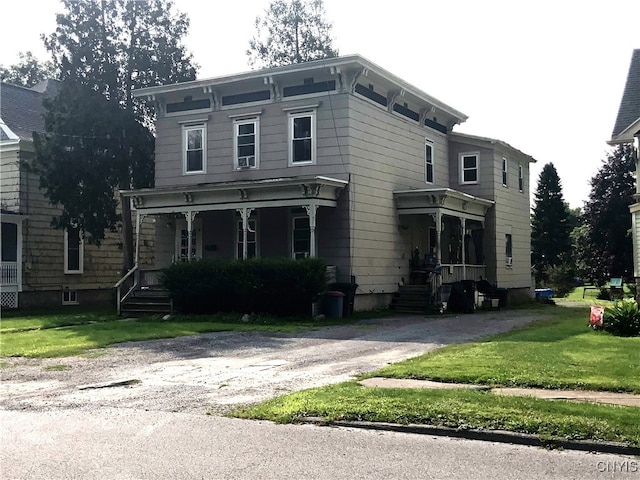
[324,291,345,318]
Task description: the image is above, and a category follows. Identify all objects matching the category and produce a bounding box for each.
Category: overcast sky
[1,0,637,209]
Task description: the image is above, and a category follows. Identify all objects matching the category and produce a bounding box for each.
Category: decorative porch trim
[394,187,494,221]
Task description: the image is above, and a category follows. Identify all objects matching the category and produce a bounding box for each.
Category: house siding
[347,95,449,293]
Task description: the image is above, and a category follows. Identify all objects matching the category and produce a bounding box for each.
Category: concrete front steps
[390,285,436,314]
[121,288,172,317]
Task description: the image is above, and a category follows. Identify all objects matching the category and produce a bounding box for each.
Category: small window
[236,218,257,259]
[502,157,508,187]
[234,118,259,169]
[425,139,434,184]
[292,216,311,259]
[62,289,78,305]
[64,227,83,274]
[183,125,206,174]
[289,111,316,165]
[505,233,513,266]
[518,164,524,192]
[460,153,479,184]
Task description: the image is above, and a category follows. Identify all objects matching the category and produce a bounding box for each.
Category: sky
[1,0,638,209]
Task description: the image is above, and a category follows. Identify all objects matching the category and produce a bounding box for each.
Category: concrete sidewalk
[359,377,640,407]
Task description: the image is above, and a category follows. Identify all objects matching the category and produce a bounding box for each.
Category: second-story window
[183,124,206,174]
[518,164,524,192]
[460,153,479,184]
[289,111,316,165]
[502,157,508,187]
[425,139,434,184]
[234,118,259,169]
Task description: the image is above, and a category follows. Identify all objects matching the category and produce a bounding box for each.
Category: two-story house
[610,49,640,293]
[122,55,535,312]
[0,80,146,308]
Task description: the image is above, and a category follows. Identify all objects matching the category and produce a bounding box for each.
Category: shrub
[544,264,577,298]
[160,257,327,317]
[602,299,640,337]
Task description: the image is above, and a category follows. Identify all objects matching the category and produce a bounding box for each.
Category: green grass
[369,306,640,393]
[231,382,640,447]
[1,308,118,333]
[0,311,371,358]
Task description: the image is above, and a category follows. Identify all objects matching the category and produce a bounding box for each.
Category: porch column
[435,211,442,264]
[304,204,318,257]
[134,212,145,267]
[183,211,196,261]
[461,217,466,280]
[237,208,254,260]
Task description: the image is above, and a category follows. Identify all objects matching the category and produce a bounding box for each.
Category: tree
[247,0,338,68]
[531,163,573,284]
[32,0,198,270]
[0,51,57,87]
[575,144,636,286]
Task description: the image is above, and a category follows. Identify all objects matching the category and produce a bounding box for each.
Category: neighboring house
[122,54,535,312]
[0,81,142,308]
[609,49,640,291]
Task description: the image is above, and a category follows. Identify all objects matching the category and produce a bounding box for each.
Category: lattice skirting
[1,291,18,309]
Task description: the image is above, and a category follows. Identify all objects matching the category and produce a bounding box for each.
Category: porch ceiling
[121,176,348,214]
[394,187,494,221]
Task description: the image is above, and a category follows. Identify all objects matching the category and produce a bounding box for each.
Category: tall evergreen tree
[247,0,338,68]
[531,163,572,284]
[32,0,197,270]
[575,144,636,286]
[0,51,57,87]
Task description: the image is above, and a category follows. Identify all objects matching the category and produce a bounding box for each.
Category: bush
[159,257,327,317]
[602,299,640,337]
[544,264,577,298]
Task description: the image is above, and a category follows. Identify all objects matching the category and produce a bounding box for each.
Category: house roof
[610,49,640,143]
[0,82,48,142]
[449,131,537,163]
[133,54,469,126]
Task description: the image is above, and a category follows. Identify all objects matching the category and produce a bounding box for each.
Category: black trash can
[329,282,358,317]
[495,287,508,308]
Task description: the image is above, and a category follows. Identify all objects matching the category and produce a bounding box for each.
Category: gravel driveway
[1,309,548,415]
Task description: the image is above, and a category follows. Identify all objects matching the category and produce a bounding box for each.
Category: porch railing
[114,265,138,315]
[139,269,163,288]
[1,262,18,286]
[439,264,486,284]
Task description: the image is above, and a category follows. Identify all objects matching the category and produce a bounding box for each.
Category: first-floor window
[460,153,479,184]
[183,124,206,174]
[292,216,311,259]
[237,218,257,259]
[179,229,198,262]
[505,233,513,266]
[64,226,83,274]
[425,139,434,183]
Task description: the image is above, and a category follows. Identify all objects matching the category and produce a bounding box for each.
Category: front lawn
[0,310,375,358]
[231,305,640,446]
[370,307,640,393]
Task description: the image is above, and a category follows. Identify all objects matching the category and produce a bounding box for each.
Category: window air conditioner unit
[506,256,513,266]
[238,156,256,168]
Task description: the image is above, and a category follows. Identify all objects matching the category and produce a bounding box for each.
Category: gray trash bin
[324,291,345,318]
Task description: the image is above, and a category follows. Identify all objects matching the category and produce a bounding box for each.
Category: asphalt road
[2,409,638,480]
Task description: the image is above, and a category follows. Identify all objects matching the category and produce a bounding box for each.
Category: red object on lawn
[590,305,604,328]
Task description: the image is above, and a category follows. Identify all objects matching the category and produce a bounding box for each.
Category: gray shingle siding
[612,49,640,138]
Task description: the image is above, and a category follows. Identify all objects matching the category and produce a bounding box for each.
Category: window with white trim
[236,218,258,259]
[64,227,83,274]
[460,153,479,184]
[502,157,508,187]
[518,164,524,192]
[183,124,206,174]
[292,216,311,259]
[425,139,434,184]
[505,233,513,266]
[62,289,78,305]
[234,118,259,169]
[288,111,316,165]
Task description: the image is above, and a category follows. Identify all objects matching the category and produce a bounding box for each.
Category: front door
[174,218,202,262]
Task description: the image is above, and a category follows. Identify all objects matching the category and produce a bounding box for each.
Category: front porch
[1,213,25,309]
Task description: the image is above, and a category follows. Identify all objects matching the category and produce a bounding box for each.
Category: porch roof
[393,188,494,221]
[121,176,348,215]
